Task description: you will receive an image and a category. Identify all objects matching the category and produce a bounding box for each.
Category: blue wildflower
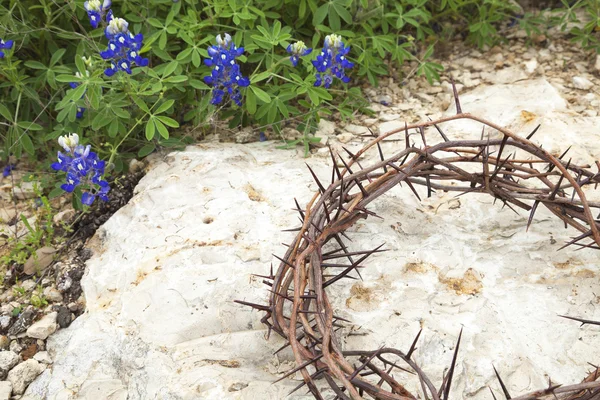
[312,34,354,89]
[83,0,112,28]
[100,12,148,76]
[52,134,110,205]
[286,41,312,67]
[203,33,250,106]
[0,39,14,59]
[2,164,15,177]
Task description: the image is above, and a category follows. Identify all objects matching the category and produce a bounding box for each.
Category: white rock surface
[33,351,52,364]
[26,312,57,340]
[7,359,45,395]
[0,350,19,378]
[0,381,12,400]
[573,76,593,90]
[25,79,600,399]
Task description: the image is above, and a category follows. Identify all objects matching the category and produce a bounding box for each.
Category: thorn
[526,201,539,232]
[547,146,571,173]
[273,254,295,269]
[442,328,463,400]
[406,328,422,358]
[234,300,271,312]
[526,124,541,140]
[428,118,449,142]
[387,162,421,201]
[376,142,388,173]
[451,77,462,114]
[323,243,385,288]
[559,315,600,327]
[305,163,326,194]
[492,365,512,399]
[419,126,427,147]
[339,154,368,197]
[294,198,305,221]
[548,158,571,201]
[404,122,410,149]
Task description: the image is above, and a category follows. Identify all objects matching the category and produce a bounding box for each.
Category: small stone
[0,208,16,224]
[26,312,57,340]
[7,359,45,395]
[0,336,9,350]
[595,55,600,72]
[0,316,10,329]
[8,310,36,336]
[228,382,249,392]
[128,158,145,173]
[584,109,598,117]
[56,275,72,293]
[462,57,488,71]
[9,341,22,354]
[336,132,354,144]
[20,343,37,361]
[363,118,378,126]
[375,94,393,105]
[414,93,435,103]
[524,59,538,75]
[0,381,12,400]
[23,246,56,275]
[316,119,336,136]
[0,350,20,379]
[56,306,72,329]
[33,351,51,364]
[52,208,76,225]
[13,182,36,200]
[379,113,401,122]
[20,280,36,292]
[378,120,404,136]
[572,76,593,90]
[42,287,63,303]
[343,124,368,135]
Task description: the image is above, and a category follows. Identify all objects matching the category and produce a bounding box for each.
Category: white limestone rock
[0,381,12,400]
[24,80,600,400]
[26,312,57,340]
[572,76,593,90]
[0,350,19,379]
[7,359,45,395]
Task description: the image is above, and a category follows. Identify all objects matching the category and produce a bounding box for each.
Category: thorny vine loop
[237,83,600,399]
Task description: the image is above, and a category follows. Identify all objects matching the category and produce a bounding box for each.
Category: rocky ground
[0,22,599,400]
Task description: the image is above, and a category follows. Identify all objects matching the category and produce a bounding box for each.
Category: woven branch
[238,85,600,400]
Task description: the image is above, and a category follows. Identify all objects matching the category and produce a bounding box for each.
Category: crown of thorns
[237,82,600,400]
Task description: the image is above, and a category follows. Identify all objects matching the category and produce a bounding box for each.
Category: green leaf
[50,48,66,67]
[154,119,169,139]
[0,104,13,122]
[155,99,175,114]
[246,89,257,115]
[17,121,43,131]
[313,3,328,25]
[251,71,271,83]
[156,116,179,127]
[131,95,150,113]
[24,61,47,70]
[250,86,271,103]
[162,61,179,78]
[138,143,156,157]
[164,75,188,83]
[145,119,155,140]
[21,134,34,155]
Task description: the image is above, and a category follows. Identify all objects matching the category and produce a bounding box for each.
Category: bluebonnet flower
[100,11,148,76]
[84,0,112,28]
[51,133,110,205]
[0,39,14,58]
[203,33,250,106]
[312,34,354,89]
[3,164,15,177]
[286,41,312,67]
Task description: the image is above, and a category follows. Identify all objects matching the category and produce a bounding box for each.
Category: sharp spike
[407,328,423,358]
[234,300,271,312]
[559,315,600,327]
[547,146,571,173]
[526,200,540,232]
[526,124,541,140]
[442,328,463,400]
[428,118,449,142]
[492,365,512,399]
[376,141,388,173]
[451,78,462,114]
[305,163,326,194]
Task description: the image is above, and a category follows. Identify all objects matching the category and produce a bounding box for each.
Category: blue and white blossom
[312,34,354,89]
[83,0,112,28]
[100,11,148,76]
[286,41,312,67]
[52,134,110,205]
[203,33,250,106]
[0,39,13,58]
